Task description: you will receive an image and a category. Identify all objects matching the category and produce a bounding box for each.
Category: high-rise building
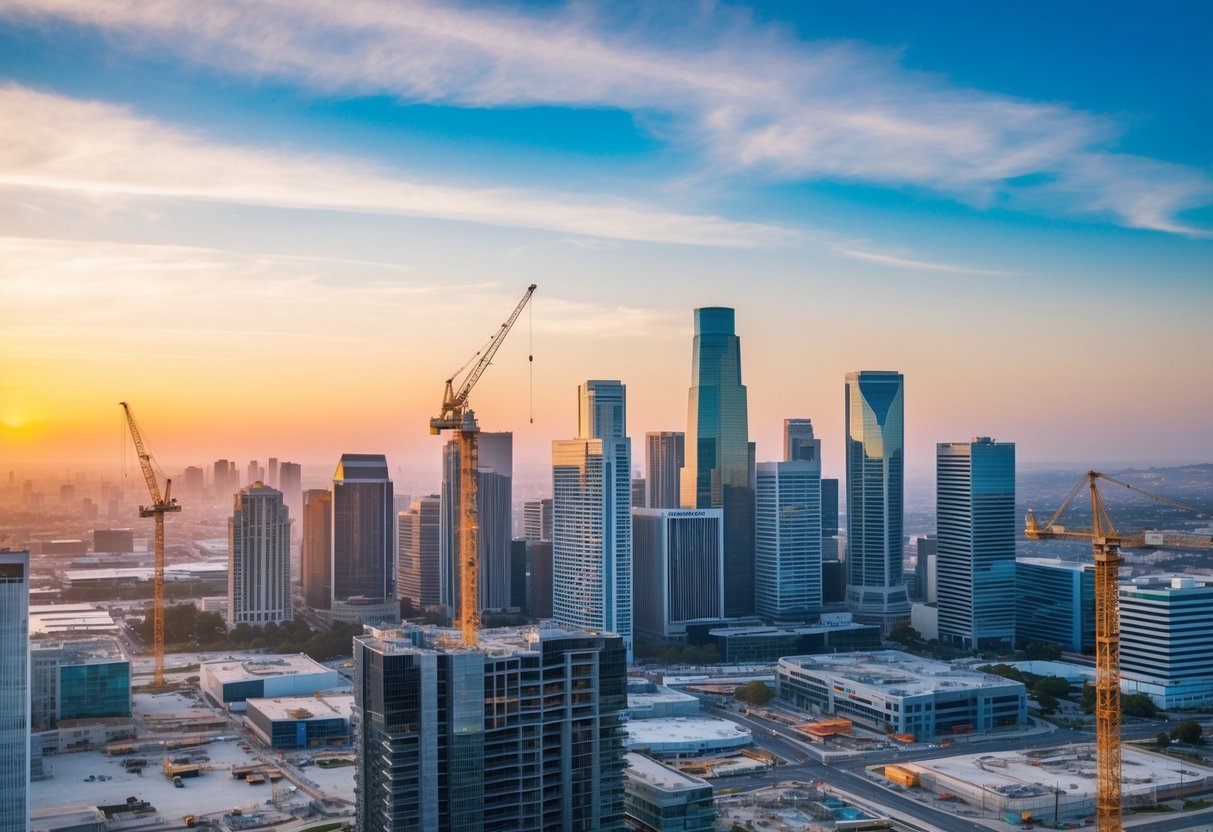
[914,536,938,603]
[1120,574,1213,708]
[440,432,513,617]
[228,483,293,628]
[213,458,232,499]
[331,454,397,624]
[632,508,724,641]
[821,478,840,549]
[278,461,303,538]
[844,370,910,632]
[301,489,332,611]
[0,550,29,832]
[529,541,553,618]
[936,438,1016,651]
[1015,558,1094,654]
[523,498,553,542]
[783,418,820,462]
[267,457,278,489]
[246,459,263,486]
[181,465,205,498]
[553,380,633,660]
[631,477,646,510]
[681,307,754,617]
[645,431,685,509]
[353,624,627,832]
[397,495,442,612]
[755,461,822,620]
[510,538,528,614]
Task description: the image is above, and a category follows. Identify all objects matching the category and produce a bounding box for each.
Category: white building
[200,654,341,712]
[552,380,632,661]
[228,483,292,628]
[776,650,1026,739]
[755,460,822,620]
[0,550,30,832]
[1120,574,1213,708]
[632,508,723,641]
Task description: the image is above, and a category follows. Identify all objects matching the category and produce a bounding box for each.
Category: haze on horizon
[1,1,1210,479]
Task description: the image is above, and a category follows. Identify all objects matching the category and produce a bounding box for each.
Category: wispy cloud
[833,245,1017,276]
[2,0,1209,234]
[0,85,799,248]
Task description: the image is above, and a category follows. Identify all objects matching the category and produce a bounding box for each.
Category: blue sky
[1,0,1210,477]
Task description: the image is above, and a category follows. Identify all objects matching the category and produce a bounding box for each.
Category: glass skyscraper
[0,550,29,832]
[644,431,685,509]
[936,438,1016,651]
[553,380,633,661]
[844,371,910,631]
[755,461,822,620]
[682,307,754,616]
[331,454,397,624]
[228,482,292,627]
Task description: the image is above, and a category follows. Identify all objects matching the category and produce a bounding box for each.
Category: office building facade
[441,432,513,617]
[397,495,442,612]
[553,380,633,660]
[0,550,29,832]
[624,753,715,832]
[523,498,553,542]
[228,483,293,628]
[1120,575,1213,708]
[301,489,332,611]
[278,461,302,538]
[632,508,724,641]
[331,454,397,624]
[645,431,685,509]
[783,418,820,462]
[936,438,1016,651]
[1015,558,1094,653]
[844,370,910,632]
[682,307,755,617]
[354,625,627,832]
[755,461,823,621]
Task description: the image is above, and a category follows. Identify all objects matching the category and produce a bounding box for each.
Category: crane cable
[528,295,534,424]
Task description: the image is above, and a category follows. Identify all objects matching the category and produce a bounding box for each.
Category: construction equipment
[120,402,181,687]
[430,284,536,647]
[1025,470,1212,832]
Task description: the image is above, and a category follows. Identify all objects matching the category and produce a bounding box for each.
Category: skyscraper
[523,498,553,542]
[354,624,627,832]
[301,489,332,611]
[844,371,910,632]
[937,438,1016,650]
[553,380,633,660]
[783,418,820,462]
[331,454,397,624]
[440,432,513,617]
[0,550,29,832]
[267,457,278,488]
[278,461,302,539]
[645,431,685,509]
[227,483,292,628]
[755,461,822,620]
[681,307,754,616]
[632,508,724,641]
[397,495,442,612]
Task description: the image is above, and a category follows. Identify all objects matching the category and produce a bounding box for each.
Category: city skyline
[1,2,1210,476]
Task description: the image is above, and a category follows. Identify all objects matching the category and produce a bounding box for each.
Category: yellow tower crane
[430,284,536,647]
[120,402,181,688]
[1025,471,1213,832]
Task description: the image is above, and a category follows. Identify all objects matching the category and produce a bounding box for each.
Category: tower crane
[1025,471,1212,832]
[120,402,181,688]
[430,284,536,647]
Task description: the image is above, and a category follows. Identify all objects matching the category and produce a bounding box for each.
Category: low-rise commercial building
[1120,574,1213,708]
[200,654,341,712]
[244,694,353,749]
[705,613,880,664]
[624,753,715,832]
[776,650,1026,739]
[31,637,130,734]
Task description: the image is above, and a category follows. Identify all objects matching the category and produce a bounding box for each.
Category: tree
[1023,641,1063,661]
[1157,732,1172,749]
[1121,692,1159,719]
[888,626,922,646]
[1080,683,1096,714]
[1034,692,1059,715]
[1033,677,1072,700]
[1174,719,1203,745]
[734,681,774,706]
[980,663,1028,683]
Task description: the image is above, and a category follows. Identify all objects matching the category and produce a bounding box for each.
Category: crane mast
[120,402,181,688]
[430,285,536,647]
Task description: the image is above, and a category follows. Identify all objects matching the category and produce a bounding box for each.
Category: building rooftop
[65,561,227,584]
[779,650,1021,695]
[359,622,618,658]
[1016,557,1093,572]
[29,603,118,635]
[245,694,354,722]
[624,752,711,792]
[201,653,335,684]
[1122,573,1213,592]
[624,717,750,746]
[31,635,127,663]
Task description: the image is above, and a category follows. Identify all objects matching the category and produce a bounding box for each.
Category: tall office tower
[354,625,627,832]
[1120,575,1213,708]
[393,493,414,517]
[331,454,397,624]
[227,483,292,628]
[267,457,278,488]
[301,489,332,611]
[755,461,823,620]
[278,461,302,537]
[440,432,513,617]
[632,508,724,641]
[681,307,755,617]
[213,459,231,499]
[397,495,442,612]
[821,478,840,554]
[529,541,553,618]
[914,536,938,603]
[783,418,821,462]
[844,371,910,632]
[523,498,553,542]
[936,438,1016,651]
[246,460,263,486]
[553,380,633,660]
[1015,558,1094,654]
[182,466,204,498]
[510,539,528,614]
[631,477,646,509]
[644,431,685,509]
[0,550,29,832]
